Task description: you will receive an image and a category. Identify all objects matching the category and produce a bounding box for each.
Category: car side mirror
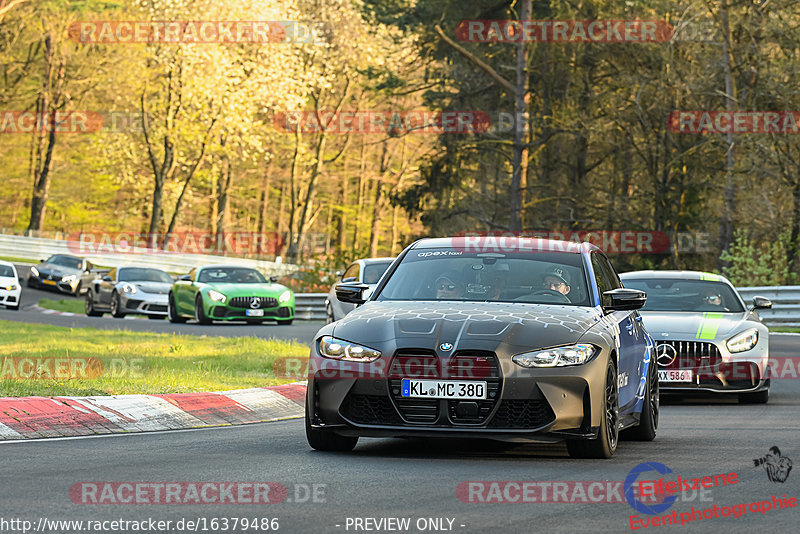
[269,275,278,283]
[40,259,45,263]
[603,288,646,312]
[752,296,772,309]
[178,274,192,282]
[335,282,370,304]
[102,275,112,282]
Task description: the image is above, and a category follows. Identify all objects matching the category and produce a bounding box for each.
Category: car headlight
[208,289,227,303]
[62,274,77,284]
[5,285,17,291]
[279,290,292,303]
[121,283,137,294]
[727,328,758,353]
[512,344,598,368]
[319,336,381,362]
[30,266,39,277]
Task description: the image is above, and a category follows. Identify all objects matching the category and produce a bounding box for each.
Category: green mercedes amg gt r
[168,265,295,325]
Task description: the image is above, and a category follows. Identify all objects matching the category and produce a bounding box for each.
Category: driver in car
[435,271,466,300]
[700,288,729,311]
[542,267,571,297]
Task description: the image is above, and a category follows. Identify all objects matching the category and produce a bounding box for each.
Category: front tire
[622,362,658,441]
[85,291,103,317]
[8,304,19,311]
[276,319,293,325]
[567,359,619,459]
[325,301,334,323]
[305,400,358,452]
[110,292,126,318]
[195,295,212,325]
[168,293,188,323]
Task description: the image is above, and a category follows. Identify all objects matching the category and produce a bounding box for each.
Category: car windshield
[376,249,590,306]
[118,268,173,284]
[48,255,82,269]
[622,278,744,313]
[363,262,393,284]
[0,265,15,277]
[197,267,267,284]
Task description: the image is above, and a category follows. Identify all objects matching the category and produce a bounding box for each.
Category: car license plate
[401,379,487,399]
[42,279,57,286]
[659,369,694,383]
[245,309,264,317]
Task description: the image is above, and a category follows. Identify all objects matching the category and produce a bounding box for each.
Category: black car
[305,237,659,458]
[27,254,92,296]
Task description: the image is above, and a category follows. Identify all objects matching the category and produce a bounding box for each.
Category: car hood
[38,264,81,277]
[204,282,289,297]
[126,282,171,295]
[331,300,602,349]
[0,276,18,286]
[638,311,755,339]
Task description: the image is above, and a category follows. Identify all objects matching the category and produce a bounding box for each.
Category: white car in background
[325,257,395,322]
[0,260,21,310]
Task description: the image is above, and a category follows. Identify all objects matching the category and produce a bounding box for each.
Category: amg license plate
[401,379,487,399]
[42,279,57,286]
[245,309,264,317]
[659,369,694,383]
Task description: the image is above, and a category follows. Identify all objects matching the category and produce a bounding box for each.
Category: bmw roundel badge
[440,342,453,351]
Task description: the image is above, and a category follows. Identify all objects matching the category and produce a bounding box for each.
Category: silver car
[620,270,771,403]
[85,266,173,319]
[325,257,395,322]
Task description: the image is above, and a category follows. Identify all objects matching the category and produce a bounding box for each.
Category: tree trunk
[257,160,273,236]
[285,129,301,261]
[26,33,57,234]
[291,131,327,262]
[717,0,737,265]
[369,178,383,256]
[162,117,217,249]
[509,0,531,232]
[353,140,366,249]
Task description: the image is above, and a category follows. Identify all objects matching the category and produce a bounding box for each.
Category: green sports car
[168,265,294,325]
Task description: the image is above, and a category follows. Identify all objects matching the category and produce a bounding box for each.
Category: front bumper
[210,304,294,321]
[654,338,769,394]
[30,274,77,293]
[121,293,169,316]
[0,288,21,306]
[306,347,609,442]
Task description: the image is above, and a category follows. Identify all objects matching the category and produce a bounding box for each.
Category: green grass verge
[770,327,800,333]
[0,320,309,396]
[38,298,85,314]
[0,255,38,264]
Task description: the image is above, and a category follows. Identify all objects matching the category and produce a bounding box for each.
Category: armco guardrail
[736,286,800,328]
[0,233,298,277]
[294,293,327,321]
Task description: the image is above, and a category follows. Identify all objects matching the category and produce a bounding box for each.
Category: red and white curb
[0,383,306,440]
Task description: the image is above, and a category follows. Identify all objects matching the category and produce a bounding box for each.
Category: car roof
[198,264,261,269]
[357,257,395,264]
[49,254,83,261]
[0,260,16,269]
[620,270,732,283]
[410,236,595,254]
